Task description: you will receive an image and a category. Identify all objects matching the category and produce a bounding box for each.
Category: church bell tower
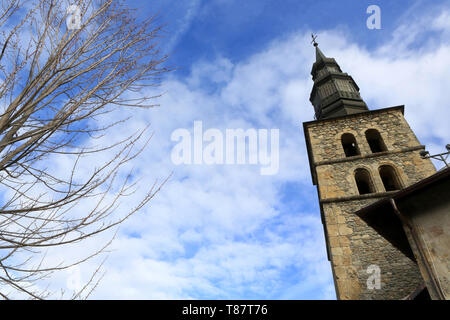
[303,38,437,299]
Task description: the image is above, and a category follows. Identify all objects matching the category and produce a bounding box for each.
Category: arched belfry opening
[341,133,360,157]
[365,129,387,153]
[379,165,402,191]
[354,168,375,195]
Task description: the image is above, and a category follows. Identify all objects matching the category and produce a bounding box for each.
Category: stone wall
[304,107,437,299]
[323,199,423,299]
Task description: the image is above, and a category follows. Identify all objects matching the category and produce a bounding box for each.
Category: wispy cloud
[165,0,202,52]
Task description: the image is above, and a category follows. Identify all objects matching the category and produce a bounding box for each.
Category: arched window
[354,168,375,195]
[365,129,387,153]
[379,165,402,191]
[341,133,360,157]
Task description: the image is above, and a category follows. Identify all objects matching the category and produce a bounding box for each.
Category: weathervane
[311,33,318,47]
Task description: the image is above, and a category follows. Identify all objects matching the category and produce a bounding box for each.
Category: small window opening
[379,165,402,191]
[355,168,375,195]
[341,133,360,157]
[366,129,387,153]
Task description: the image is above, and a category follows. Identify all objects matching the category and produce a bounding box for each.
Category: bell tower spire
[309,37,369,119]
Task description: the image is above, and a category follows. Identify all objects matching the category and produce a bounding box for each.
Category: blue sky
[136,0,442,73]
[11,0,450,299]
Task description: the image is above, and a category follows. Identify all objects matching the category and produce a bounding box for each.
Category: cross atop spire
[311,33,318,47]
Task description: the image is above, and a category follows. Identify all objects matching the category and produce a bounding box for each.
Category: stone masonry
[303,106,437,299]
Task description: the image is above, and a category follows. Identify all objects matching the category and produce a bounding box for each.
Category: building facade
[356,167,450,300]
[303,44,437,299]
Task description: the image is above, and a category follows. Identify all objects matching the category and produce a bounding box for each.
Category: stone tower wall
[304,107,436,299]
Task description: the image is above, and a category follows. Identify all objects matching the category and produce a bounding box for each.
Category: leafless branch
[0,0,171,299]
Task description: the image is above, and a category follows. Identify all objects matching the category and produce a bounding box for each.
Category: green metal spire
[309,41,369,120]
[315,45,327,63]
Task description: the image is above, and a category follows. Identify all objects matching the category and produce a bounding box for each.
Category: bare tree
[0,0,170,299]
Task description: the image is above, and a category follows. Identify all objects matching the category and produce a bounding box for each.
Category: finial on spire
[311,33,318,47]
